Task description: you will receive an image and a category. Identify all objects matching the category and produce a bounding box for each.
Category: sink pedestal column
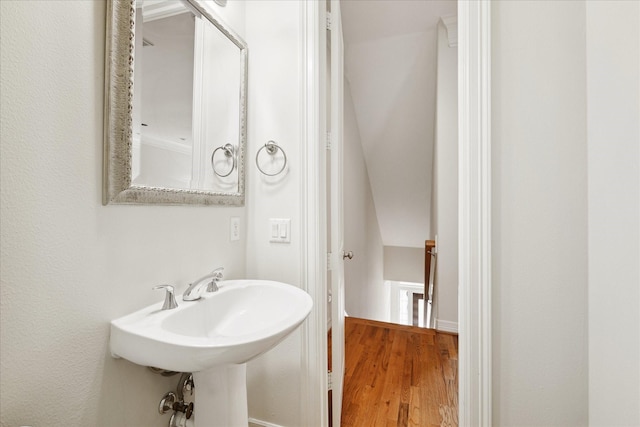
[193,364,248,427]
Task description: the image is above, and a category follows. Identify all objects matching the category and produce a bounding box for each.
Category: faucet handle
[207,267,224,292]
[211,267,224,279]
[153,284,178,310]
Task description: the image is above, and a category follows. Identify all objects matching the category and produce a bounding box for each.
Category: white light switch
[269,218,291,243]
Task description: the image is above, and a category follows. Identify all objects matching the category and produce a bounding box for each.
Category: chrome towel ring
[211,143,237,178]
[256,140,287,176]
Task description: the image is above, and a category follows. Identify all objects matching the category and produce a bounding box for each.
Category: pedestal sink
[110,280,313,427]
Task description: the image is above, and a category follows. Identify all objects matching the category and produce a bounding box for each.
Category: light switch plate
[230,217,240,241]
[269,218,291,243]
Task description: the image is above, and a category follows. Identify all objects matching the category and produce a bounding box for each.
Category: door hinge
[327,252,332,270]
[326,12,332,31]
[326,132,332,150]
[327,370,333,390]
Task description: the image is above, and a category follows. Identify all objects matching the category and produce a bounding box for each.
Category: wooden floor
[341,317,458,427]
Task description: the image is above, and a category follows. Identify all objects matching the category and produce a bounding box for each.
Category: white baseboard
[248,418,285,427]
[435,319,459,334]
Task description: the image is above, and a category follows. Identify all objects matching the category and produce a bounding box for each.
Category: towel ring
[256,140,287,176]
[211,143,236,178]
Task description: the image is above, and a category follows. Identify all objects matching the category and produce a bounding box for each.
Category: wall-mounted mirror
[103,0,247,205]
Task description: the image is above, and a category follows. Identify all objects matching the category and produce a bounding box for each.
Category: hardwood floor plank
[384,331,407,424]
[341,317,458,427]
[397,402,409,427]
[399,341,413,406]
[408,386,422,426]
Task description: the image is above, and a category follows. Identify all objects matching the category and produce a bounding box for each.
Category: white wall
[243,1,305,426]
[491,1,589,425]
[431,20,458,328]
[343,80,386,322]
[586,2,640,425]
[136,143,192,189]
[0,2,247,427]
[345,31,435,248]
[0,1,306,425]
[383,246,424,284]
[195,16,243,192]
[139,11,195,156]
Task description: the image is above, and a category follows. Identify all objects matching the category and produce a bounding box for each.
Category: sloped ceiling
[341,0,456,248]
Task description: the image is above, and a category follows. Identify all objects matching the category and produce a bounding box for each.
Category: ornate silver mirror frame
[103,0,247,205]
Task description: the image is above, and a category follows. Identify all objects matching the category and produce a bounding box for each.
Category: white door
[329,2,345,425]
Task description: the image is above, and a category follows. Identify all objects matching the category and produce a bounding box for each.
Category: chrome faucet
[152,284,178,310]
[183,267,224,301]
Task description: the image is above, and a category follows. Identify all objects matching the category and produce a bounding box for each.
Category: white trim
[141,0,192,22]
[389,281,425,326]
[435,319,459,334]
[299,1,329,426]
[458,1,492,426]
[441,14,458,48]
[141,135,192,155]
[248,418,285,427]
[329,2,346,424]
[190,17,206,188]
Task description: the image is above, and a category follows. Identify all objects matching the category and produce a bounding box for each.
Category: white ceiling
[340,0,456,248]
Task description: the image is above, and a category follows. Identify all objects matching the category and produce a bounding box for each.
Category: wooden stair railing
[424,240,436,328]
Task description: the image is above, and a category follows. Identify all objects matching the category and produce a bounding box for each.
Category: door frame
[328,0,346,424]
[299,0,492,425]
[299,1,329,425]
[458,1,492,426]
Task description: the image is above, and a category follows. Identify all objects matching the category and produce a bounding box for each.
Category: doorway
[333,0,459,424]
[338,1,458,331]
[299,1,492,426]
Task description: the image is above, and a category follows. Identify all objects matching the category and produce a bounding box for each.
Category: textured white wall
[0,2,247,427]
[492,1,589,425]
[243,1,305,425]
[432,21,458,327]
[586,1,640,425]
[343,80,386,322]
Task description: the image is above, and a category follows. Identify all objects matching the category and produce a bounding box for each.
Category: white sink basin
[110,280,313,373]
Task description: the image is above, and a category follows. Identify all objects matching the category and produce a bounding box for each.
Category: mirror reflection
[103,0,247,205]
[132,0,241,193]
